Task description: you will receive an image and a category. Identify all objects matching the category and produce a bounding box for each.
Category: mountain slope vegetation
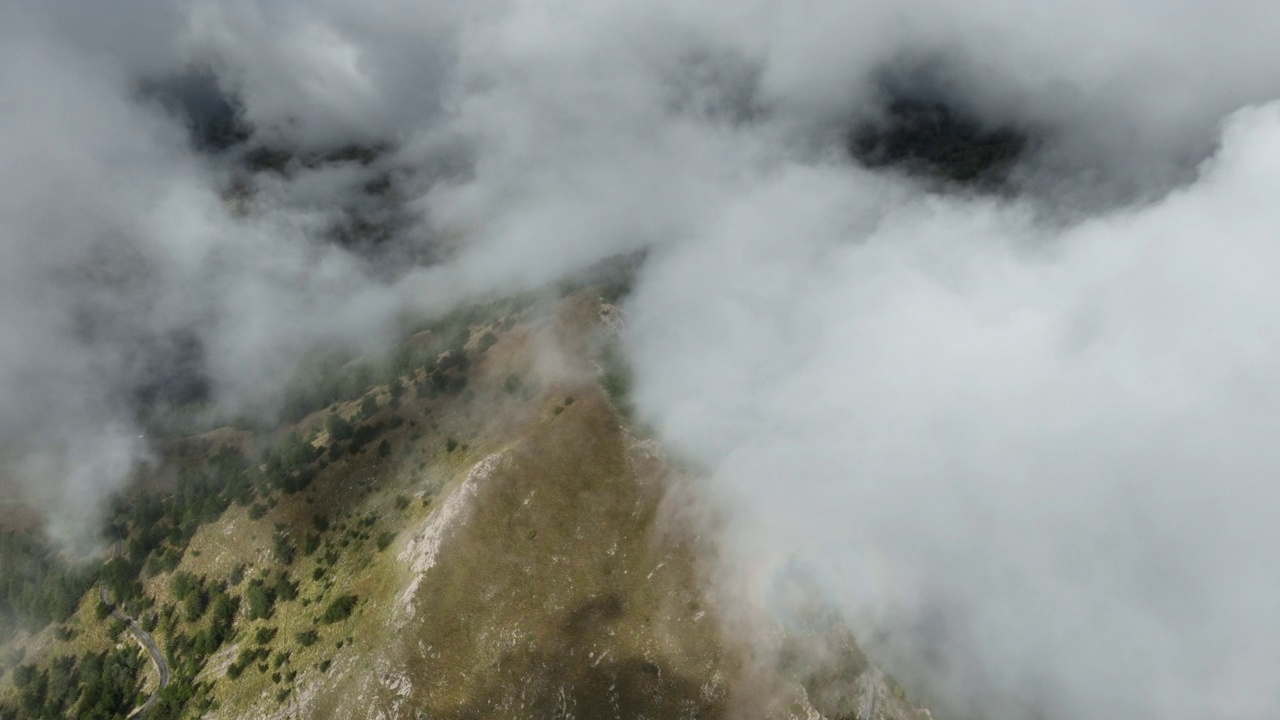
[0,290,928,720]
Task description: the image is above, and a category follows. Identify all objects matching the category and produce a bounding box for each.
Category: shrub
[245,580,276,620]
[272,533,296,566]
[350,423,382,453]
[274,574,298,602]
[359,395,379,420]
[173,574,201,601]
[326,413,354,441]
[375,532,396,552]
[183,588,210,622]
[319,595,358,624]
[600,349,632,413]
[209,592,238,645]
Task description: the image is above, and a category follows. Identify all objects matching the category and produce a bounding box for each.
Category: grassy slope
[200,292,733,719]
[0,291,935,720]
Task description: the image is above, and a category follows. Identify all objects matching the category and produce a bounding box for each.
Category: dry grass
[0,289,921,720]
[191,291,736,720]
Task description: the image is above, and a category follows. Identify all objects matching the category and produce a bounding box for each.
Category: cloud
[4,1,1280,717]
[626,104,1280,719]
[0,9,409,541]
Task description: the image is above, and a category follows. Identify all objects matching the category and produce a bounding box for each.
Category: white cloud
[5,2,1280,716]
[627,103,1280,719]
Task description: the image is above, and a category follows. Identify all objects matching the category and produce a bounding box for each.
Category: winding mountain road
[101,543,171,719]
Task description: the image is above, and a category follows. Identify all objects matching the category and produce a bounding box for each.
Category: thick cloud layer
[5,1,1280,717]
[629,106,1280,719]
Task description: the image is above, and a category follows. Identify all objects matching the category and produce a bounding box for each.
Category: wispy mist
[4,1,1280,717]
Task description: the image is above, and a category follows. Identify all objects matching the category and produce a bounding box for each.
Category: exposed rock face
[393,452,503,623]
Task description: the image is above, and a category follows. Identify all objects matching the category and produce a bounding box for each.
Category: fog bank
[5,2,1280,717]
